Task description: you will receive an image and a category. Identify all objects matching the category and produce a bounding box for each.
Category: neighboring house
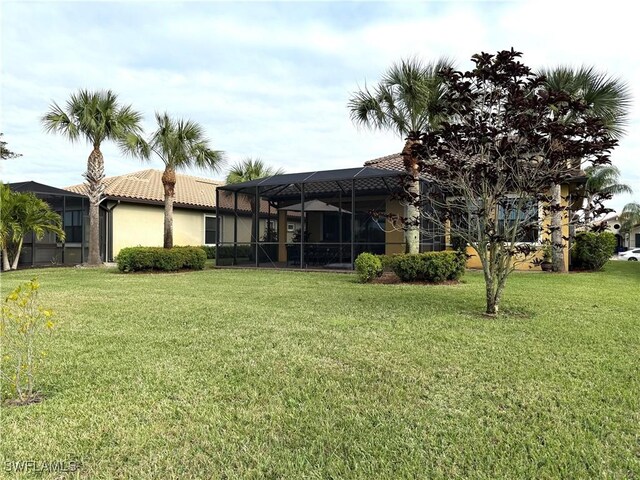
[5,181,89,267]
[595,212,640,251]
[218,153,583,270]
[65,169,297,262]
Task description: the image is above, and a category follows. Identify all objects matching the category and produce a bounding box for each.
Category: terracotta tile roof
[64,169,264,213]
[363,153,404,171]
[364,152,436,181]
[65,169,223,209]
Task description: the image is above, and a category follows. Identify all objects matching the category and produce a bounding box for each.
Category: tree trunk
[583,193,593,226]
[162,167,176,249]
[2,246,11,271]
[401,138,421,254]
[84,145,105,266]
[484,276,498,314]
[551,183,566,272]
[10,236,24,270]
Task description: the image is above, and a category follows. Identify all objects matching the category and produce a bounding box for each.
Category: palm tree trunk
[2,247,11,271]
[85,145,105,266]
[401,138,421,254]
[551,183,566,272]
[584,193,593,226]
[162,167,176,249]
[10,236,24,270]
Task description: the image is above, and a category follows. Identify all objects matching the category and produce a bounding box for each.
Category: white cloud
[1,0,638,213]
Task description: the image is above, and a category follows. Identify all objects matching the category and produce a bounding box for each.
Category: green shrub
[116,247,206,273]
[355,253,383,283]
[180,247,207,270]
[212,245,253,262]
[572,231,616,271]
[378,254,399,272]
[391,251,466,283]
[392,255,422,282]
[201,246,216,259]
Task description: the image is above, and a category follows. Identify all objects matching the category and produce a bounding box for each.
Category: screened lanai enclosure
[6,182,90,267]
[215,166,445,269]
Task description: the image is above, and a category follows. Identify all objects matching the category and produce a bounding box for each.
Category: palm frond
[541,65,631,139]
[620,202,640,229]
[585,165,633,197]
[41,101,80,142]
[225,157,284,184]
[348,56,454,137]
[42,89,144,149]
[147,112,225,173]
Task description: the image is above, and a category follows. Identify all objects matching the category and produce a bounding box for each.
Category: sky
[1,0,638,212]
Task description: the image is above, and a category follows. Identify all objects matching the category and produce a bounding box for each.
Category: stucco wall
[385,198,405,255]
[112,203,213,255]
[465,185,571,271]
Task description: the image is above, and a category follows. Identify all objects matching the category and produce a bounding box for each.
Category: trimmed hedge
[116,246,206,272]
[378,254,399,272]
[201,246,216,259]
[355,253,383,283]
[572,231,616,271]
[390,251,466,283]
[202,245,253,261]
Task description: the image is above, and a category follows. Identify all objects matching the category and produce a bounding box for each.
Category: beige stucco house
[65,169,296,261]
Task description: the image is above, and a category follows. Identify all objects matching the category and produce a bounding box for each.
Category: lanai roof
[217,166,412,202]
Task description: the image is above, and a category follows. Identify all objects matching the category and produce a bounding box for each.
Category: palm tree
[620,202,640,239]
[584,165,633,224]
[348,57,453,254]
[540,67,631,272]
[42,90,144,265]
[143,112,225,248]
[225,158,284,244]
[0,184,65,271]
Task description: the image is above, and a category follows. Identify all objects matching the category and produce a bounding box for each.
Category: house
[596,212,640,251]
[5,181,89,267]
[217,153,581,270]
[65,169,299,262]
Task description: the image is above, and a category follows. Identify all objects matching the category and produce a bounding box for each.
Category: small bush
[391,251,466,283]
[378,254,399,272]
[572,231,616,271]
[180,247,207,270]
[116,247,206,273]
[1,278,55,404]
[355,253,383,283]
[201,245,216,259]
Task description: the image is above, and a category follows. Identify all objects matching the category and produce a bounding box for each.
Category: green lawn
[1,263,639,479]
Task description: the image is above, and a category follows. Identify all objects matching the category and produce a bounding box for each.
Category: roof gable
[65,169,222,209]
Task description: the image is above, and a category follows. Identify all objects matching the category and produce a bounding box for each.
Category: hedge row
[355,251,467,283]
[200,245,253,260]
[116,246,207,272]
[390,251,467,282]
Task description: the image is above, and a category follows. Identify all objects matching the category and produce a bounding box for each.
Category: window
[204,215,217,245]
[287,223,295,232]
[64,210,83,243]
[498,198,539,243]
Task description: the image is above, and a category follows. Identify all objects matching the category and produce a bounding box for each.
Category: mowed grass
[0,263,639,479]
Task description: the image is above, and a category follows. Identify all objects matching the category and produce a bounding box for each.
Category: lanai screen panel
[215,167,429,268]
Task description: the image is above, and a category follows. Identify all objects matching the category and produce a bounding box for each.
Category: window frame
[203,214,218,246]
